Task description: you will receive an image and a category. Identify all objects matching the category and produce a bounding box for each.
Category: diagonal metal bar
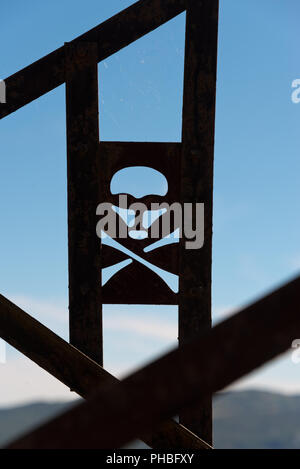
[0,0,186,120]
[6,274,300,449]
[0,293,211,449]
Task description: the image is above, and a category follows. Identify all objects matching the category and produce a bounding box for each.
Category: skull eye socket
[110,166,168,199]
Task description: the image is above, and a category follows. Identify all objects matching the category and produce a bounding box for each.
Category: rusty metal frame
[5,274,300,449]
[0,0,294,451]
[0,0,218,447]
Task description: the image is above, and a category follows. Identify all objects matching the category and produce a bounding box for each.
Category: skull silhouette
[110,166,168,241]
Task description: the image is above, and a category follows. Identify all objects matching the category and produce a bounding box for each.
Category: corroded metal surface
[6,275,300,449]
[65,42,103,365]
[179,0,219,444]
[0,293,210,449]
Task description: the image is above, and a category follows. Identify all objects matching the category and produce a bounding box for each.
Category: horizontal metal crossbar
[0,293,210,449]
[6,274,300,449]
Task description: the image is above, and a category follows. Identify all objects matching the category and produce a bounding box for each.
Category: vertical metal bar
[179,0,219,444]
[65,42,103,365]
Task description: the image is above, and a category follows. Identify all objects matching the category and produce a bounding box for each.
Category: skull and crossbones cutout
[99,166,179,294]
[98,142,181,304]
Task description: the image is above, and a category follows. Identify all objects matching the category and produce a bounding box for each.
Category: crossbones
[101,229,179,293]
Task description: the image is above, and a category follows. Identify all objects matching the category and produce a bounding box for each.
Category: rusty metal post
[65,42,102,365]
[179,0,219,444]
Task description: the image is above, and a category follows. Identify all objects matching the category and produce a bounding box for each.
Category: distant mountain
[1,391,300,449]
[214,390,300,449]
[0,401,72,448]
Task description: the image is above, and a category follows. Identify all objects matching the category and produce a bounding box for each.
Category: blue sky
[1,0,300,405]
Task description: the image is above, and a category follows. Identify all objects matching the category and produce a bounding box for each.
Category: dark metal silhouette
[0,0,297,448]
